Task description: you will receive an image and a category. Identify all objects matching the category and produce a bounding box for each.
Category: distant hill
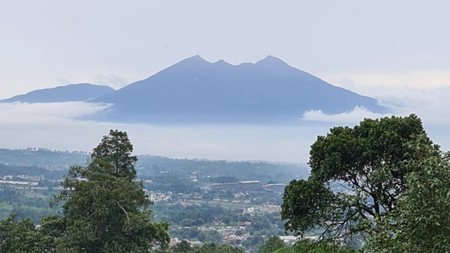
[0,148,89,169]
[0,83,114,103]
[0,148,308,183]
[90,55,387,123]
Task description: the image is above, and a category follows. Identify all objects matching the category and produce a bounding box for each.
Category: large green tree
[52,130,169,252]
[365,142,450,252]
[282,115,437,242]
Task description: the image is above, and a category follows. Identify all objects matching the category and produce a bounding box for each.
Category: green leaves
[0,215,49,253]
[366,151,450,252]
[282,114,437,246]
[258,236,285,253]
[91,129,138,180]
[282,179,335,236]
[51,130,169,252]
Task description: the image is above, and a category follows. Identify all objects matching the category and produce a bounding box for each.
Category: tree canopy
[282,114,438,243]
[258,236,285,253]
[51,129,169,252]
[365,143,450,252]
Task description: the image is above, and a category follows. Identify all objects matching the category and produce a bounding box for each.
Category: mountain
[90,55,387,123]
[1,83,114,103]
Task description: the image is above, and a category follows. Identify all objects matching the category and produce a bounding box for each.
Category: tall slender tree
[53,130,169,252]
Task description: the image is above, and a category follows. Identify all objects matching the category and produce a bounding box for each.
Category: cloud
[0,102,323,163]
[376,86,450,127]
[300,89,450,151]
[302,106,389,124]
[301,84,450,127]
[326,70,450,98]
[2,89,450,163]
[93,73,129,89]
[0,102,109,124]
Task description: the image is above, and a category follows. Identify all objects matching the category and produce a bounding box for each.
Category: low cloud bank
[0,102,109,124]
[302,86,450,127]
[302,106,389,124]
[0,102,324,163]
[2,88,450,163]
[301,88,450,151]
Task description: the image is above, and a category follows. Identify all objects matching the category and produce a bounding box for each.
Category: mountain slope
[91,56,387,123]
[1,83,114,103]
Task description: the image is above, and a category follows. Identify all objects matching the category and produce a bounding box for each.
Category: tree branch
[114,200,129,221]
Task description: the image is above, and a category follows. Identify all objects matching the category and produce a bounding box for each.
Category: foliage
[365,145,450,252]
[281,114,437,243]
[0,215,47,253]
[258,236,285,253]
[50,129,169,252]
[0,130,171,252]
[281,179,335,237]
[91,130,138,179]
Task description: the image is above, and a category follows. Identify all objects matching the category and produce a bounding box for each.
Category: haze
[1,1,450,162]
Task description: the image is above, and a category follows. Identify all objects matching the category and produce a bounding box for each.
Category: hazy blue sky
[1,0,450,98]
[1,1,450,162]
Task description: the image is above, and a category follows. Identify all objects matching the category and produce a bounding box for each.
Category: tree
[365,142,450,252]
[0,215,47,253]
[53,130,169,252]
[282,115,437,242]
[91,130,137,179]
[258,236,285,253]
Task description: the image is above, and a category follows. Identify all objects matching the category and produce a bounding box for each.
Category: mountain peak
[90,55,387,123]
[256,55,288,66]
[213,59,230,65]
[181,55,208,63]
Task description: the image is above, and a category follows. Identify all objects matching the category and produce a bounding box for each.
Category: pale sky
[1,1,450,162]
[1,0,450,98]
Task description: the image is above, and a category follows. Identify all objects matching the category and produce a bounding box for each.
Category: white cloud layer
[0,102,109,124]
[302,106,389,124]
[2,88,450,164]
[301,88,450,151]
[0,102,331,163]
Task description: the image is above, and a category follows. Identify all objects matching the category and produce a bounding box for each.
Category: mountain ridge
[1,56,388,124]
[90,55,386,123]
[1,83,114,103]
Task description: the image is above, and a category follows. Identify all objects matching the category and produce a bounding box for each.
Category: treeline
[0,148,89,169]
